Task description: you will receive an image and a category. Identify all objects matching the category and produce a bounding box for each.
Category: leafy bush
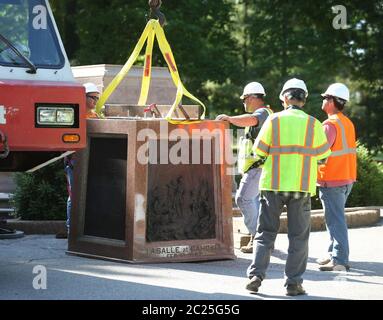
[347,144,383,207]
[12,161,67,221]
[312,143,383,209]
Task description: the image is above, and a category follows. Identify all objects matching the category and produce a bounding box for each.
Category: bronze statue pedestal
[68,118,235,263]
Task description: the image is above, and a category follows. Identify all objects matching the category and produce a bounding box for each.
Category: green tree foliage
[12,162,67,221]
[50,0,240,111]
[49,0,79,59]
[341,1,383,151]
[47,0,382,128]
[233,0,356,119]
[49,1,383,151]
[0,1,28,45]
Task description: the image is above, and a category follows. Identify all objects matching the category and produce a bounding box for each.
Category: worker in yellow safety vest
[245,78,331,296]
[316,83,356,272]
[216,82,273,254]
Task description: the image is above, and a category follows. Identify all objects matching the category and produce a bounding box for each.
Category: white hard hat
[279,78,308,101]
[240,82,266,99]
[321,83,350,102]
[84,82,100,94]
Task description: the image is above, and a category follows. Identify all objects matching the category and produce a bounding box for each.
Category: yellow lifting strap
[96,19,206,124]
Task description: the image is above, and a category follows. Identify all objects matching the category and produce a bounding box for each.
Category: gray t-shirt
[247,107,272,140]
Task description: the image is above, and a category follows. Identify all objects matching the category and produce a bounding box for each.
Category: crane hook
[148,0,166,27]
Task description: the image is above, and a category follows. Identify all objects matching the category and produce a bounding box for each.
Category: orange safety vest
[318,112,356,182]
[86,110,99,119]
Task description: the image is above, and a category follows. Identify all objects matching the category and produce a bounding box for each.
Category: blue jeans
[235,168,262,235]
[319,184,353,266]
[64,165,74,231]
[247,192,311,285]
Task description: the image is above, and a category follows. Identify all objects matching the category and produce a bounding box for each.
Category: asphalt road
[1,217,382,301]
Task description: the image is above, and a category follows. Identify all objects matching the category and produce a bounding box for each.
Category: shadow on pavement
[0,264,256,300]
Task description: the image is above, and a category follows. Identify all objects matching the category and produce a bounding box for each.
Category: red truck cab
[0,0,86,172]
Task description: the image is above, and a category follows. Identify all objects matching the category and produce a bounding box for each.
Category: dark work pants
[247,191,311,286]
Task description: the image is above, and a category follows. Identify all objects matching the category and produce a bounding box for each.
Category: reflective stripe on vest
[329,118,356,157]
[271,117,280,189]
[267,143,331,156]
[301,116,315,191]
[257,140,270,154]
[270,115,317,192]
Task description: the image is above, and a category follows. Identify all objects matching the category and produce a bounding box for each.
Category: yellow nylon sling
[96,19,206,124]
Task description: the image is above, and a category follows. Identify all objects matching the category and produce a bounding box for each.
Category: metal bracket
[178,104,191,120]
[144,103,162,118]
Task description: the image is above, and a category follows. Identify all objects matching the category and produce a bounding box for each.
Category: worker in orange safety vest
[84,82,101,119]
[56,83,100,239]
[316,83,357,272]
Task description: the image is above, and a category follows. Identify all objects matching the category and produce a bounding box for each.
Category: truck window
[0,0,64,69]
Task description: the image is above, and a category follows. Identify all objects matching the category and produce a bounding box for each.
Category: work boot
[286,283,306,296]
[55,230,68,239]
[316,256,331,265]
[240,235,254,253]
[246,276,262,293]
[319,259,350,272]
[55,233,67,239]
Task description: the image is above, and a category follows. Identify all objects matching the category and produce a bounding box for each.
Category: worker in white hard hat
[278,77,309,102]
[56,82,100,239]
[216,82,273,254]
[83,82,100,119]
[246,78,331,296]
[316,83,356,272]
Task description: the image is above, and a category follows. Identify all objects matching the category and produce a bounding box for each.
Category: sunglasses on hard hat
[87,95,99,102]
[323,96,333,101]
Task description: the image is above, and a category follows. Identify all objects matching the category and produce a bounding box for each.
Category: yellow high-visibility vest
[253,107,331,196]
[237,107,273,174]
